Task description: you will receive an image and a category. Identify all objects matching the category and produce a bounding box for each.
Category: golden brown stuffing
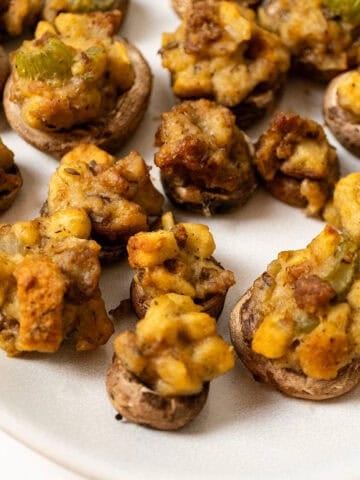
[154,99,256,216]
[0,0,41,37]
[114,293,235,396]
[251,225,360,380]
[258,0,360,80]
[14,255,66,352]
[336,70,360,119]
[254,112,339,217]
[0,138,23,212]
[127,212,235,311]
[161,1,289,125]
[43,0,125,22]
[324,172,360,245]
[45,144,164,255]
[9,11,134,131]
[0,208,113,356]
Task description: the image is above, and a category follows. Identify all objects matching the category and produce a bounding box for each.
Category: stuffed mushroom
[230,224,360,400]
[0,208,114,356]
[154,99,256,216]
[106,293,234,430]
[160,0,290,128]
[4,11,152,157]
[0,137,23,212]
[127,212,235,319]
[323,69,360,156]
[43,144,164,261]
[254,112,339,217]
[257,0,360,81]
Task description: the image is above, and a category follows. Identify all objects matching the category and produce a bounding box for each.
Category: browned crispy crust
[3,38,152,158]
[42,0,129,23]
[0,47,9,92]
[229,274,360,400]
[323,71,360,158]
[106,356,209,430]
[0,164,23,211]
[130,278,226,320]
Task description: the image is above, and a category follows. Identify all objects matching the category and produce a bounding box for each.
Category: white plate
[1,2,360,479]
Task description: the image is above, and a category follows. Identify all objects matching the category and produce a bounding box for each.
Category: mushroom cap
[323,71,360,157]
[130,278,227,320]
[106,356,209,430]
[161,169,256,217]
[3,38,152,158]
[229,275,360,400]
[0,47,9,92]
[263,173,306,208]
[0,164,23,212]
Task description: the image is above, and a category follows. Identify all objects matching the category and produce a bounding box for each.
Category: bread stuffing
[0,208,113,356]
[127,212,235,319]
[44,144,164,261]
[160,0,290,127]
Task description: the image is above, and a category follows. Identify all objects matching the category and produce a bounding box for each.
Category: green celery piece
[294,312,319,335]
[15,38,74,81]
[319,238,358,296]
[323,0,360,24]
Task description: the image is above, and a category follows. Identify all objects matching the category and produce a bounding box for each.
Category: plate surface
[1,2,360,480]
